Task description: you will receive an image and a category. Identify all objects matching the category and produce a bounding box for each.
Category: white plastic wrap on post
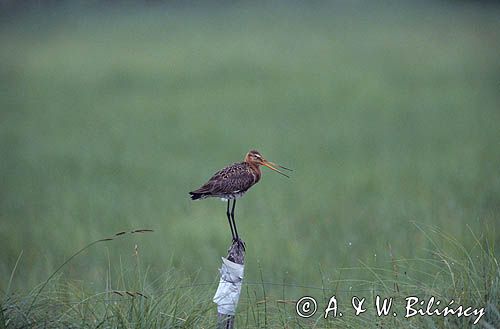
[213,257,245,315]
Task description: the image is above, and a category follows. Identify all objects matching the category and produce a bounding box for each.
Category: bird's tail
[189,192,204,200]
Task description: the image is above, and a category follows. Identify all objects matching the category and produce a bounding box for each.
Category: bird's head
[244,150,292,178]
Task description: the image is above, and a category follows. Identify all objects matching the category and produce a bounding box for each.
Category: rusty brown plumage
[189,162,259,200]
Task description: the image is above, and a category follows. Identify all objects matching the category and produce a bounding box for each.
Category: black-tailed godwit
[189,150,291,242]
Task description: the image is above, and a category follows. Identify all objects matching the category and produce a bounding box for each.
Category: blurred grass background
[0,0,499,307]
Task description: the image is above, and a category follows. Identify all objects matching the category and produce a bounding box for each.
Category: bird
[189,150,291,243]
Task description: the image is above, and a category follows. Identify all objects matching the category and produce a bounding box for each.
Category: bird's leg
[231,199,239,241]
[230,199,245,250]
[226,200,236,241]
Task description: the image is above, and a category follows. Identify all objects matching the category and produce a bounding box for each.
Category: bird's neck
[247,162,261,182]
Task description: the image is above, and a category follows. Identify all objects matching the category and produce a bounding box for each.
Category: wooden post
[214,239,245,329]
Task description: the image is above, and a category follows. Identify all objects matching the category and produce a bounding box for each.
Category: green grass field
[1,2,499,328]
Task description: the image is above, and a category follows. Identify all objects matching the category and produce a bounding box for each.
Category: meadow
[1,2,499,328]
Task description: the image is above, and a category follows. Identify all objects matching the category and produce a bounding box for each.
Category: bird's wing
[193,163,255,195]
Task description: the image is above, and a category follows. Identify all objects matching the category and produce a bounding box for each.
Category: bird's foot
[232,237,246,251]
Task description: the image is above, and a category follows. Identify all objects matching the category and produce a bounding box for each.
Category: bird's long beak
[261,159,292,178]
